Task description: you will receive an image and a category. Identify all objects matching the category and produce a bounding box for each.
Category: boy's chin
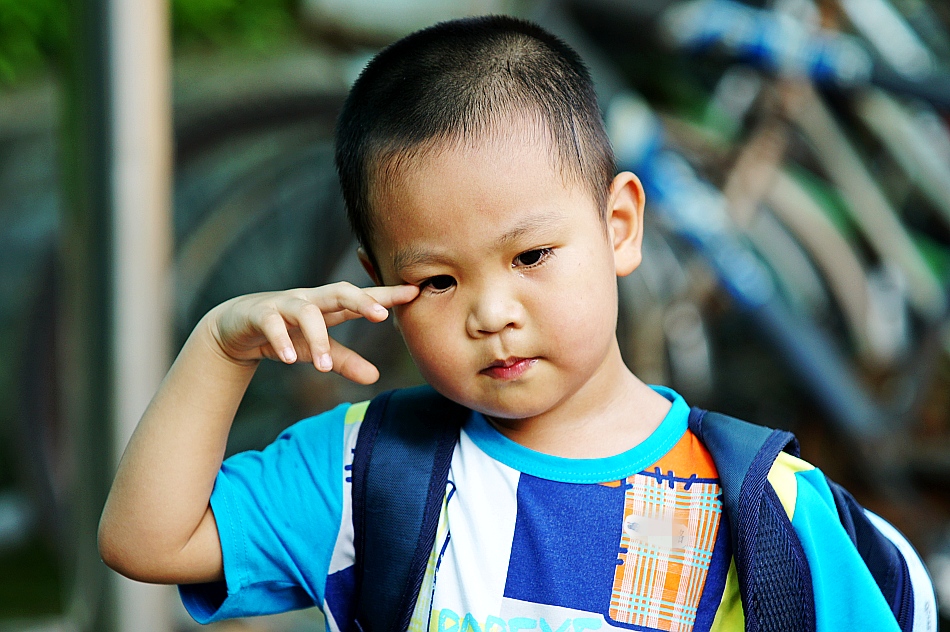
[442,389,560,423]
[419,363,570,421]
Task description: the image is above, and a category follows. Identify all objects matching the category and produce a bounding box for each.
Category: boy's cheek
[391,302,417,331]
[391,308,430,350]
[398,314,454,358]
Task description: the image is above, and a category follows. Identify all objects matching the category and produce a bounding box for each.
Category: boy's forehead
[364,131,606,280]
[369,120,593,231]
[369,115,581,208]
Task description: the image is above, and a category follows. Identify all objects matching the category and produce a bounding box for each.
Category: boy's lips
[480,357,538,380]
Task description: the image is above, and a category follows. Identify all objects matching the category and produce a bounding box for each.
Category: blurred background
[1,0,950,629]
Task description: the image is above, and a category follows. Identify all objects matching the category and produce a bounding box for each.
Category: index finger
[364,284,420,309]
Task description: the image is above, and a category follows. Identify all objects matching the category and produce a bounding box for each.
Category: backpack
[348,385,916,632]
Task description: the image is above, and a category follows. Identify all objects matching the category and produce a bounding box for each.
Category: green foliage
[0,0,68,85]
[171,0,299,51]
[0,0,300,87]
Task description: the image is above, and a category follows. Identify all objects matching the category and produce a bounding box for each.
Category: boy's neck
[484,343,672,459]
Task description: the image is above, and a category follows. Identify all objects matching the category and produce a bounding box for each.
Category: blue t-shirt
[180,387,937,632]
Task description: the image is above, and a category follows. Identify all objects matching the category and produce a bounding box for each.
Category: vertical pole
[109,0,175,628]
[61,0,174,629]
[60,0,117,628]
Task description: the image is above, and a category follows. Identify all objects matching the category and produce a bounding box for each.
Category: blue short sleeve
[791,468,902,632]
[179,403,350,623]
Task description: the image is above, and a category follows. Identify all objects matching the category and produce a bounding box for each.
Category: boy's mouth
[481,357,537,380]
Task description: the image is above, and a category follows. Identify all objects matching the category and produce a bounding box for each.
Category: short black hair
[334,15,616,260]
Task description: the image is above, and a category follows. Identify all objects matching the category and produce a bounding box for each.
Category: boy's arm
[97,316,253,584]
[97,283,419,585]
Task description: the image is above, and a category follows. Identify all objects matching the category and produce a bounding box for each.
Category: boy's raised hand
[208,282,419,385]
[98,282,418,584]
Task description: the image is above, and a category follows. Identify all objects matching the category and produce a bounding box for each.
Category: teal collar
[463,385,689,484]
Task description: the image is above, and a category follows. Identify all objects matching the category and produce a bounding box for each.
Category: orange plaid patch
[607,431,722,632]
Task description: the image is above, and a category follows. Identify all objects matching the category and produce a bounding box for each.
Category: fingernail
[317,353,333,371]
[281,348,296,363]
[372,304,387,316]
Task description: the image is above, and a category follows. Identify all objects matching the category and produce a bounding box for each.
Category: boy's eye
[514,248,552,268]
[420,275,455,293]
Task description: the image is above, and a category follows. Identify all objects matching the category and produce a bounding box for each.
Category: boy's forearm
[98,313,256,583]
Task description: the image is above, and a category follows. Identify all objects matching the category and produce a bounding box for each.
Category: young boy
[98,15,936,632]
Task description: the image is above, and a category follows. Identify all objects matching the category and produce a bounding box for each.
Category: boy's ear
[357,247,382,285]
[607,171,645,277]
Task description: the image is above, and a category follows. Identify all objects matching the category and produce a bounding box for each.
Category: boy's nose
[465,288,525,337]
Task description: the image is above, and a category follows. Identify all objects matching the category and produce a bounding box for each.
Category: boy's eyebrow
[496,212,567,248]
[391,212,568,273]
[391,247,453,274]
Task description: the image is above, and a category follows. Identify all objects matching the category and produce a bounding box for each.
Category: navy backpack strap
[350,385,466,632]
[689,407,815,632]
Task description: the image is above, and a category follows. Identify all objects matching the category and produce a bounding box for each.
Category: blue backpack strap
[350,385,465,632]
[688,407,815,632]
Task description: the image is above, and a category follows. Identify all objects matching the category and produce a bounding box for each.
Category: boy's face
[364,129,644,423]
